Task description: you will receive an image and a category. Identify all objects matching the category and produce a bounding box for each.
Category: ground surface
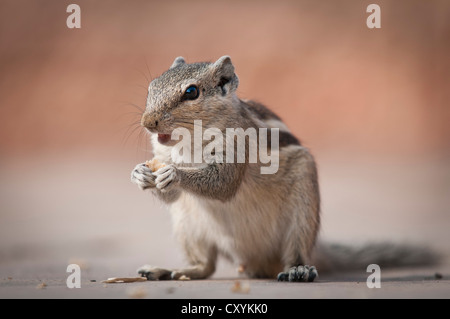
[0,154,448,299]
[1,276,450,299]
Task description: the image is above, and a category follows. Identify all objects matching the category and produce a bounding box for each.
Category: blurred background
[0,0,449,292]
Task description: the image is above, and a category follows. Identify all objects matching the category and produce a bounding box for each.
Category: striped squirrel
[131,56,437,281]
[131,56,319,281]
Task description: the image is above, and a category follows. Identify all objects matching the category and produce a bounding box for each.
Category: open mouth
[157,133,172,144]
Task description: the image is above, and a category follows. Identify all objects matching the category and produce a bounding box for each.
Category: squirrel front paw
[154,164,179,192]
[131,163,156,190]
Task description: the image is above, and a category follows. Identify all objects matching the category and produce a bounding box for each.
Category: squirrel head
[141,56,239,139]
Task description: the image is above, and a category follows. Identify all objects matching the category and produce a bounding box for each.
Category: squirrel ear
[211,56,235,80]
[170,56,186,69]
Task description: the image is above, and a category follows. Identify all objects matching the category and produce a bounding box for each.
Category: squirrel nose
[141,112,159,131]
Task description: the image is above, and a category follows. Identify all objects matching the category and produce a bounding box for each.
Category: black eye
[182,85,199,101]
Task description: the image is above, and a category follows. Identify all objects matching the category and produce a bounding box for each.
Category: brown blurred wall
[0,0,449,159]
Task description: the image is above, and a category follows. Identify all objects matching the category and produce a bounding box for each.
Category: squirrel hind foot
[137,265,172,280]
[277,265,318,282]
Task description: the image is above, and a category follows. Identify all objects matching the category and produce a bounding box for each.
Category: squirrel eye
[183,85,199,101]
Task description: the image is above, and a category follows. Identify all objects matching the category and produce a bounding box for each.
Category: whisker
[121,125,139,148]
[144,58,154,82]
[122,102,145,113]
[145,130,151,155]
[122,123,143,147]
[134,83,149,92]
[135,68,150,84]
[122,111,144,117]
[137,129,152,158]
[122,120,142,136]
[137,127,144,157]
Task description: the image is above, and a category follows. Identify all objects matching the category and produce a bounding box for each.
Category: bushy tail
[312,241,441,273]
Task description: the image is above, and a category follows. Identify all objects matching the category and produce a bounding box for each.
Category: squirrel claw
[131,163,156,190]
[154,164,179,192]
[277,265,318,282]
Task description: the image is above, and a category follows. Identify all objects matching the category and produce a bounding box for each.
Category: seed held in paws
[145,159,166,172]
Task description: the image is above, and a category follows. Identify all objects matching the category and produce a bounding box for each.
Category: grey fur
[170,56,186,69]
[312,242,440,273]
